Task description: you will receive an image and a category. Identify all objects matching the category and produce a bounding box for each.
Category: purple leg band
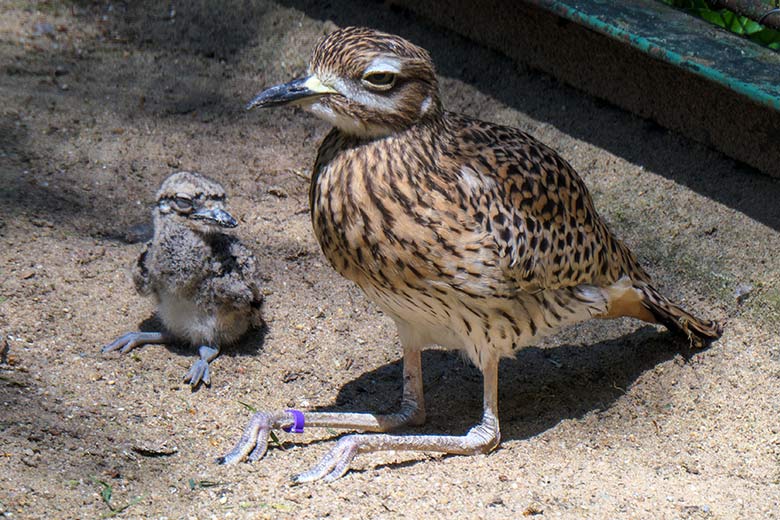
[282,409,305,434]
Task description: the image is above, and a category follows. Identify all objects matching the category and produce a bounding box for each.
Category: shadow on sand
[288,325,697,473]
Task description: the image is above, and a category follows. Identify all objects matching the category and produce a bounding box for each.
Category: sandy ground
[1,1,779,518]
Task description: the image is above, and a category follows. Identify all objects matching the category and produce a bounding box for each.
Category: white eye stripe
[332,79,397,111]
[363,56,402,76]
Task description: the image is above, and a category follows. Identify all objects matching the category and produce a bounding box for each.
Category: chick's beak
[191,207,238,228]
[246,75,337,110]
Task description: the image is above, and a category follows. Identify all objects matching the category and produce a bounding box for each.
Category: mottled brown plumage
[221,27,721,481]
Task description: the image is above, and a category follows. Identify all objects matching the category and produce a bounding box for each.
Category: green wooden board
[525,0,780,111]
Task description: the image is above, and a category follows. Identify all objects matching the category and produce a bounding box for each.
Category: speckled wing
[132,242,154,296]
[442,114,650,292]
[229,238,265,326]
[204,237,264,325]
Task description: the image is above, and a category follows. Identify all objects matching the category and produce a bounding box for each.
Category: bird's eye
[172,196,193,213]
[362,72,397,91]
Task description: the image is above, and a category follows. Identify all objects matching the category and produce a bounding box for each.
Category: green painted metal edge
[525,0,780,111]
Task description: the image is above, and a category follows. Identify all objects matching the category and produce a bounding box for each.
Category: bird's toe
[184,359,210,387]
[292,435,358,483]
[102,332,136,354]
[217,411,272,464]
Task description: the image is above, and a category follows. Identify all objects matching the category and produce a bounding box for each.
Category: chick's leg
[184,345,219,388]
[102,331,172,355]
[293,354,500,483]
[217,347,426,465]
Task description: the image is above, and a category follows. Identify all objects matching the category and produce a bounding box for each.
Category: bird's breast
[310,134,508,309]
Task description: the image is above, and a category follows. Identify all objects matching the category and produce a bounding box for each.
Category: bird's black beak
[191,207,238,228]
[246,75,337,110]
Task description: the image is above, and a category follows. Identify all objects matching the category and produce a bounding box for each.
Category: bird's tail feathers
[634,281,722,348]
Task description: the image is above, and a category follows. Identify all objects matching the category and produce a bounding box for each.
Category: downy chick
[103,171,263,387]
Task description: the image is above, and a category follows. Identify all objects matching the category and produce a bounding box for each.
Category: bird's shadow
[302,325,697,470]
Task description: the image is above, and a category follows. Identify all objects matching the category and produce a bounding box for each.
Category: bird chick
[220,27,722,481]
[103,171,263,388]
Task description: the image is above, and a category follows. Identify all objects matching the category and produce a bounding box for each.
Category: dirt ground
[1,1,779,518]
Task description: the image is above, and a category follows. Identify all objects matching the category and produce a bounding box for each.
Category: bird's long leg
[102,331,172,355]
[217,347,426,465]
[293,354,500,483]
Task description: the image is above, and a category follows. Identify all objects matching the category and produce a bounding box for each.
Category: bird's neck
[152,217,200,245]
[331,112,447,148]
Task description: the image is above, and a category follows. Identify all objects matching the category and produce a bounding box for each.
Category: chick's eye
[172,196,193,212]
[362,72,396,90]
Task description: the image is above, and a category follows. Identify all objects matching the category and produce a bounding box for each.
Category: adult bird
[220,27,721,481]
[103,171,264,388]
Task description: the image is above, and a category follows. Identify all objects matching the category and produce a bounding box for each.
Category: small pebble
[33,22,55,37]
[734,283,753,304]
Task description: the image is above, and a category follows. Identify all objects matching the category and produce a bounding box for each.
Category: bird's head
[247,27,442,138]
[155,171,237,234]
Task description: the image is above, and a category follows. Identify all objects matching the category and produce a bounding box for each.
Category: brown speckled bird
[220,27,721,481]
[103,172,264,388]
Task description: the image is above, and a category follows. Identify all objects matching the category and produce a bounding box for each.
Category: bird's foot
[292,434,359,483]
[216,410,294,464]
[183,346,219,388]
[216,406,424,468]
[291,417,500,483]
[102,331,168,354]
